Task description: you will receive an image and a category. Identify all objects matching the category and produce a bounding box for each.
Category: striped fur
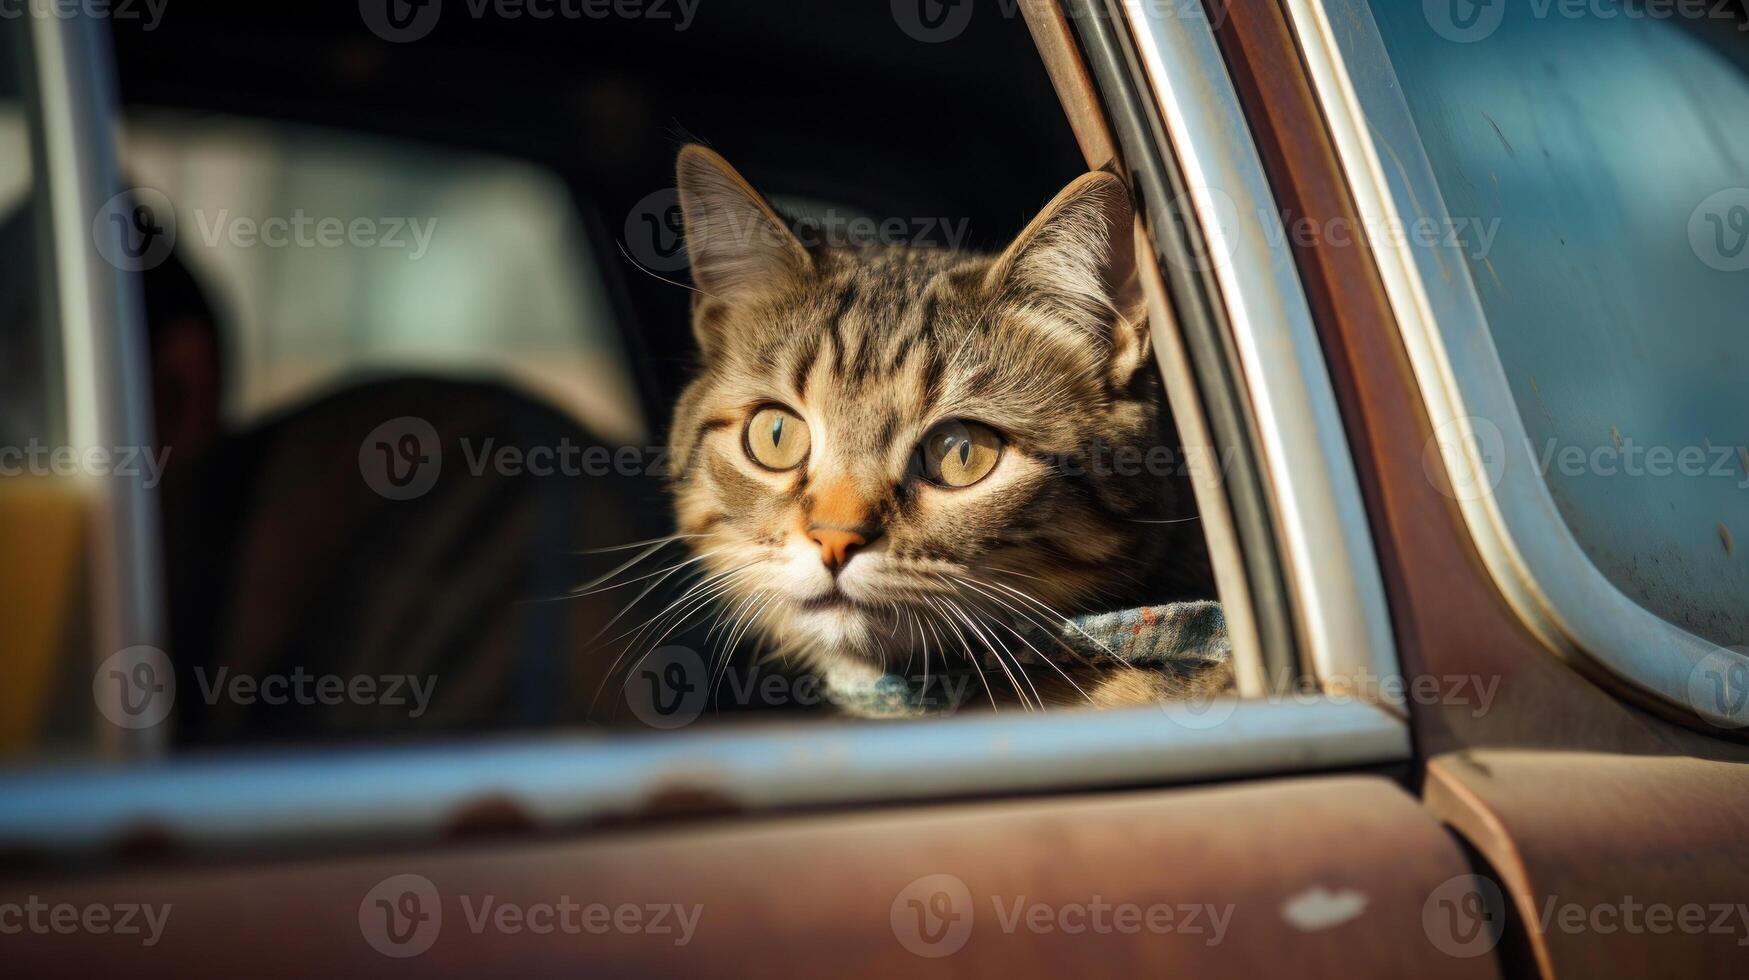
[667,146,1205,703]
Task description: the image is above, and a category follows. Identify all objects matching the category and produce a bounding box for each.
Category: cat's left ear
[989,171,1150,384]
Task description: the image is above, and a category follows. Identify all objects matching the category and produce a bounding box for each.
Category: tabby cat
[665,145,1214,708]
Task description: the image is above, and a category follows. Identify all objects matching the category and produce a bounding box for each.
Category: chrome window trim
[34,13,166,756]
[1121,1,1401,703]
[0,699,1408,856]
[1284,0,1740,725]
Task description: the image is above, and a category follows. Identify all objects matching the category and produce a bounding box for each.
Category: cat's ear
[675,145,811,309]
[989,171,1149,382]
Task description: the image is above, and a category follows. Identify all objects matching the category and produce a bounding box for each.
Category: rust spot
[579,785,745,833]
[112,821,181,860]
[445,795,540,839]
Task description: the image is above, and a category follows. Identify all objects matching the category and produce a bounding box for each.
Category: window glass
[1374,5,1749,645]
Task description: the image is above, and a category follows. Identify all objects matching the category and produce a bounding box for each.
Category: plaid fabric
[826,600,1229,718]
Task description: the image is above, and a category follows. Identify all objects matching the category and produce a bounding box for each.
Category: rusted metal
[0,776,1497,978]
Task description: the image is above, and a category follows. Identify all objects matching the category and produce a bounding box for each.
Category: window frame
[0,2,1410,859]
[1285,0,1749,732]
[30,11,166,758]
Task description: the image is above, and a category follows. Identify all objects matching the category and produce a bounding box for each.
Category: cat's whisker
[574,533,702,555]
[587,562,760,716]
[569,549,722,600]
[586,559,707,644]
[614,239,710,297]
[923,597,998,711]
[941,596,1037,712]
[976,577,1122,660]
[952,575,1094,706]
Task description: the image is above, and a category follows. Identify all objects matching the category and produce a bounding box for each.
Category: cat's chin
[773,596,907,671]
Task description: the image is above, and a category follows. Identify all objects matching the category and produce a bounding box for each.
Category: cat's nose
[808,526,872,571]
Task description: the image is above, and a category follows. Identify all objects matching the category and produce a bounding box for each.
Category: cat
[662,144,1220,709]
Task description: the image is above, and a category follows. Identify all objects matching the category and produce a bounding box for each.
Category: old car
[2,0,1746,975]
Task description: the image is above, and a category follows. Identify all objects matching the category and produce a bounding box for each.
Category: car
[2,0,1747,975]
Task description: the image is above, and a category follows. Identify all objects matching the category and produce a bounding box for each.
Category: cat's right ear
[675,145,811,322]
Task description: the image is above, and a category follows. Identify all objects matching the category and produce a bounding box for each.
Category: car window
[1372,5,1749,646]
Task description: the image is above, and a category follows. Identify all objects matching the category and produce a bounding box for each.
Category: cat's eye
[917,420,1003,488]
[744,405,811,471]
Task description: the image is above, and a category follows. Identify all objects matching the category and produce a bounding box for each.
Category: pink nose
[807,527,868,570]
